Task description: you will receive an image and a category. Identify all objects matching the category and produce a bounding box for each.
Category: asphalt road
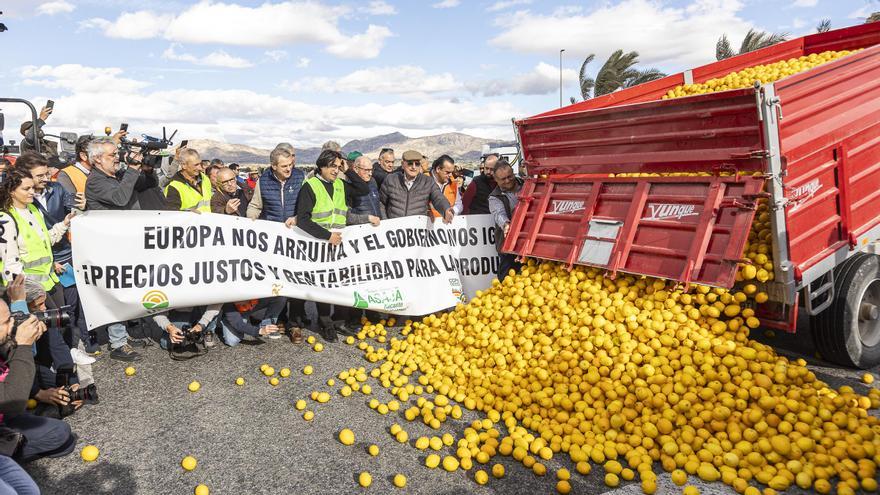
[24,308,879,495]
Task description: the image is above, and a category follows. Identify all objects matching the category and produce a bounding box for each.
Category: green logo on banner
[354,292,369,309]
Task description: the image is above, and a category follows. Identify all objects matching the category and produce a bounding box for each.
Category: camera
[178,324,202,344]
[119,126,178,170]
[10,306,72,339]
[63,383,98,404]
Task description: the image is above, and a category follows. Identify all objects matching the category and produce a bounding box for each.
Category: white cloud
[487,0,531,12]
[19,64,151,94]
[362,1,397,15]
[296,57,311,68]
[36,1,75,15]
[325,25,393,59]
[467,62,577,96]
[162,44,253,68]
[849,5,874,19]
[791,0,818,7]
[490,0,754,68]
[432,0,460,8]
[14,64,518,149]
[81,1,393,59]
[791,17,807,29]
[81,11,174,40]
[264,50,288,62]
[287,65,460,95]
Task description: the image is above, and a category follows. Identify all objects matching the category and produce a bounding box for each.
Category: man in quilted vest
[246,144,308,342]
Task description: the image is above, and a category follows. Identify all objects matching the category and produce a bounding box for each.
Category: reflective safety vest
[0,214,10,288]
[430,180,457,219]
[8,205,58,291]
[305,177,347,229]
[165,173,213,212]
[59,165,88,194]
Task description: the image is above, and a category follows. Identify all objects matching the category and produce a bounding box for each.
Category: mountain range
[187,132,515,169]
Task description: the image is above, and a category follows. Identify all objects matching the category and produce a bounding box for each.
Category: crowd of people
[0,104,524,492]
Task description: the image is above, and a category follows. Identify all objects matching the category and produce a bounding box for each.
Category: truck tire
[811,252,880,369]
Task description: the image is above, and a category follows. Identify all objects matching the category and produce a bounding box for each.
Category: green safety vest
[8,204,58,291]
[0,213,9,288]
[164,173,213,212]
[305,177,347,229]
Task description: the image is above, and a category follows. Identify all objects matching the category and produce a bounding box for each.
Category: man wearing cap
[379,150,453,221]
[345,151,362,174]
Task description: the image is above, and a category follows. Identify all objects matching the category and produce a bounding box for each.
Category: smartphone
[180,140,188,148]
[120,123,128,132]
[46,100,54,110]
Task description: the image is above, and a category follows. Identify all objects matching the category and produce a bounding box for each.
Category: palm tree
[716,29,789,61]
[575,50,666,101]
[816,19,831,33]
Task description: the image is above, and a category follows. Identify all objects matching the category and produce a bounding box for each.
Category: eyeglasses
[356,167,373,173]
[404,161,420,168]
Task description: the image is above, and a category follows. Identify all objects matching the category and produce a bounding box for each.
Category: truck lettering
[550,200,585,214]
[643,203,699,221]
[790,179,822,210]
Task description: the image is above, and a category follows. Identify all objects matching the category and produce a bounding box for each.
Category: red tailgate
[503,175,765,289]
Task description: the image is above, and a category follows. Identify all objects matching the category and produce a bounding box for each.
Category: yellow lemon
[295,399,307,410]
[339,429,355,446]
[314,343,324,352]
[235,377,245,386]
[475,469,489,485]
[194,484,209,495]
[368,444,379,456]
[425,454,441,468]
[358,472,372,488]
[280,368,291,378]
[864,373,874,384]
[263,367,275,377]
[188,381,200,392]
[124,366,136,376]
[303,410,314,421]
[181,456,197,471]
[392,474,406,488]
[492,463,505,478]
[557,480,572,494]
[80,445,99,462]
[303,365,313,375]
[269,377,279,386]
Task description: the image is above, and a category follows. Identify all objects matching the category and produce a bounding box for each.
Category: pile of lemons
[348,260,880,495]
[663,50,858,100]
[737,198,774,297]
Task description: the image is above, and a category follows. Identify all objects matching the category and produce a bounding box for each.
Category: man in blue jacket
[246,143,307,343]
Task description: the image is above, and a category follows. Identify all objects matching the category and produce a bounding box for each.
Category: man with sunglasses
[372,148,396,188]
[379,150,453,221]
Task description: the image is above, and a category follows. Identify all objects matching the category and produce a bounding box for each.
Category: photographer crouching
[150,305,222,360]
[0,295,76,467]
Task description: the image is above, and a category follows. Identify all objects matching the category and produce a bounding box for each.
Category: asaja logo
[354,292,369,309]
[354,288,406,311]
[142,290,169,311]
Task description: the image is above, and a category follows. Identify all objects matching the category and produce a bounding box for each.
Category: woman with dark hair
[0,169,73,309]
[295,149,370,342]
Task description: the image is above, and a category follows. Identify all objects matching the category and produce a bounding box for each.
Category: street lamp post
[559,49,565,107]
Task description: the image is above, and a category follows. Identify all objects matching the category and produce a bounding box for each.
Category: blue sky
[0,0,874,148]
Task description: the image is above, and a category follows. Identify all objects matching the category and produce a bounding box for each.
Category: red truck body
[505,22,880,328]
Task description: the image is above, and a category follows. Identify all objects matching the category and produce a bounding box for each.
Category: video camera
[119,126,178,169]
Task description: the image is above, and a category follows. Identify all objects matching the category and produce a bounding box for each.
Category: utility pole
[559,49,565,107]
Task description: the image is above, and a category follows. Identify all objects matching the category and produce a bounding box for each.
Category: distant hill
[188,132,514,169]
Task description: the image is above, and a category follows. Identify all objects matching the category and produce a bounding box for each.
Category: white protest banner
[71,211,501,329]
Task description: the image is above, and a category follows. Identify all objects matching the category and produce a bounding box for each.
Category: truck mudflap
[503,174,766,290]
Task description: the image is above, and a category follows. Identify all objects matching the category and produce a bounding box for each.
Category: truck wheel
[811,252,880,369]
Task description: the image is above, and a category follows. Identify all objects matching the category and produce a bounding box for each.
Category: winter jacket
[378,172,451,219]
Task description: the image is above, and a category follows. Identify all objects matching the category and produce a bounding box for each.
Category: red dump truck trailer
[505,22,880,368]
